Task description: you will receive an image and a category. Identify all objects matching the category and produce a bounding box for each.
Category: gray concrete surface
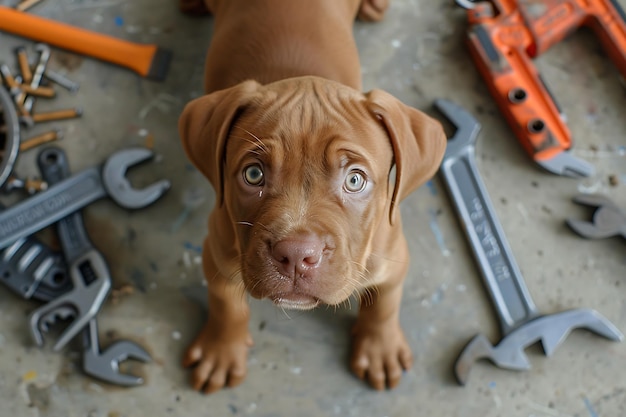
[0,0,625,416]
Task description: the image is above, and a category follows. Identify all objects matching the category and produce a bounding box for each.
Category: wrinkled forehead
[226,81,393,159]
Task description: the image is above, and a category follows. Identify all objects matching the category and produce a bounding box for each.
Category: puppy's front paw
[350,323,413,390]
[183,320,253,394]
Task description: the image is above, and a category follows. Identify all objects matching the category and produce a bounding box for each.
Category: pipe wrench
[457,0,626,177]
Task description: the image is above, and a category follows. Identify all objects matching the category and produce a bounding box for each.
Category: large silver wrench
[29,147,112,351]
[0,147,170,249]
[434,99,623,385]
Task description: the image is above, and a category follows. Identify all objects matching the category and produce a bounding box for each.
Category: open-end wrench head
[536,151,595,178]
[102,148,171,209]
[84,340,152,386]
[454,308,623,385]
[433,99,482,161]
[454,333,532,385]
[567,194,626,239]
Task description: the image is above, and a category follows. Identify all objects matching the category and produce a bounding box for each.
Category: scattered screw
[15,46,33,84]
[3,175,48,195]
[44,70,80,93]
[20,129,62,152]
[29,107,82,124]
[16,0,45,12]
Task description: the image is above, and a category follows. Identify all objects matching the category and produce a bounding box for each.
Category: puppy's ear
[364,89,447,224]
[178,80,261,206]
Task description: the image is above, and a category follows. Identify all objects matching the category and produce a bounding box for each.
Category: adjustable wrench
[28,147,111,351]
[37,147,151,382]
[434,99,623,385]
[0,146,170,249]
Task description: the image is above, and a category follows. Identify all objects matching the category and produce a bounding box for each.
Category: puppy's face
[224,92,393,309]
[179,77,446,310]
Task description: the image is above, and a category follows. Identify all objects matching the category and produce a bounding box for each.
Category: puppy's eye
[243,164,264,186]
[344,170,367,193]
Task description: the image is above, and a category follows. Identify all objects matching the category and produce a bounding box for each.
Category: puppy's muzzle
[266,233,336,310]
[271,234,326,279]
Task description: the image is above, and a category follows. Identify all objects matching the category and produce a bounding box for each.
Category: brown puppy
[178,0,446,393]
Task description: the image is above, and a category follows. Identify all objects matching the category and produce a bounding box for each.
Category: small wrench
[566,194,626,240]
[434,99,623,385]
[82,318,151,386]
[0,146,170,249]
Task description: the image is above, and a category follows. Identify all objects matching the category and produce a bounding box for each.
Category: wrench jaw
[454,334,531,386]
[565,219,624,240]
[566,194,626,239]
[571,194,619,210]
[536,151,595,178]
[454,309,624,385]
[83,341,152,387]
[433,99,482,161]
[102,147,171,210]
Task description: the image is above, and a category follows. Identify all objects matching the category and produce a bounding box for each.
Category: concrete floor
[0,0,625,416]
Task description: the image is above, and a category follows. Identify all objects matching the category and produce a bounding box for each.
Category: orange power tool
[458,0,626,177]
[0,7,171,81]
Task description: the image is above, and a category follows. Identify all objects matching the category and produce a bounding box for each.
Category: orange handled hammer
[0,7,171,81]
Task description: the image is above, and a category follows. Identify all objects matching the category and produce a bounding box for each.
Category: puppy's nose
[271,236,325,278]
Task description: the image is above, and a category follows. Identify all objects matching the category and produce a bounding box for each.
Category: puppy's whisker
[345,296,352,311]
[233,278,247,298]
[279,305,292,320]
[361,287,377,307]
[348,260,369,275]
[367,251,405,264]
[227,137,267,157]
[236,221,254,227]
[231,127,271,155]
